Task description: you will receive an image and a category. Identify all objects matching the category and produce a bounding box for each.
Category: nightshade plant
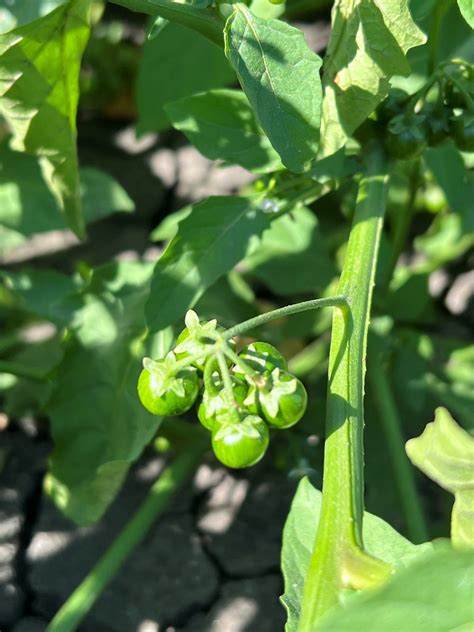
[0,0,473,631]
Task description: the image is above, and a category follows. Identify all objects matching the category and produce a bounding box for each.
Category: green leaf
[146,196,269,333]
[136,22,234,134]
[404,0,474,79]
[224,5,322,173]
[0,0,66,33]
[194,273,258,329]
[281,477,433,631]
[457,0,474,28]
[390,329,474,434]
[316,547,474,631]
[0,334,63,417]
[406,407,474,549]
[243,206,336,295]
[385,267,435,325]
[44,261,167,525]
[0,0,92,237]
[165,89,282,173]
[0,141,134,256]
[150,205,192,243]
[319,0,426,157]
[2,269,81,324]
[414,214,474,270]
[424,143,474,232]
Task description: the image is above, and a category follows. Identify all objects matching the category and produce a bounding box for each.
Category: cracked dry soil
[0,427,295,632]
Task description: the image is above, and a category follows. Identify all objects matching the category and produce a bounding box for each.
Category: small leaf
[316,548,474,631]
[136,22,234,134]
[406,407,474,549]
[224,6,323,173]
[457,0,474,28]
[165,89,282,173]
[320,0,426,157]
[281,477,433,631]
[146,196,269,333]
[0,0,92,236]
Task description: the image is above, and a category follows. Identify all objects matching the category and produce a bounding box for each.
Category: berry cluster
[137,310,308,469]
[380,62,474,160]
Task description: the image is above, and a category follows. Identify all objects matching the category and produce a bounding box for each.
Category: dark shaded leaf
[136,22,234,134]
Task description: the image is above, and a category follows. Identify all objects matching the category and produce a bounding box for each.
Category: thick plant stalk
[47,445,205,632]
[298,148,391,629]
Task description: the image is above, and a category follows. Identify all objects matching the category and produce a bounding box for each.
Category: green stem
[47,446,204,632]
[386,164,419,284]
[221,345,260,384]
[223,296,347,340]
[0,360,48,381]
[107,0,224,47]
[216,351,241,423]
[449,74,474,110]
[203,354,219,395]
[298,148,391,630]
[368,350,429,544]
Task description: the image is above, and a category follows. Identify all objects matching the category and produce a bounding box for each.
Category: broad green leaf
[309,148,360,183]
[424,143,474,231]
[136,22,234,134]
[151,205,192,243]
[0,334,63,417]
[457,0,474,28]
[406,408,474,549]
[0,0,66,32]
[316,548,474,631]
[397,0,473,82]
[0,0,91,237]
[244,206,336,295]
[224,6,323,173]
[165,89,282,173]
[0,142,134,256]
[319,0,426,157]
[146,196,269,333]
[2,263,171,524]
[44,261,166,525]
[1,269,81,324]
[281,477,433,631]
[385,267,435,325]
[390,329,474,434]
[414,214,474,269]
